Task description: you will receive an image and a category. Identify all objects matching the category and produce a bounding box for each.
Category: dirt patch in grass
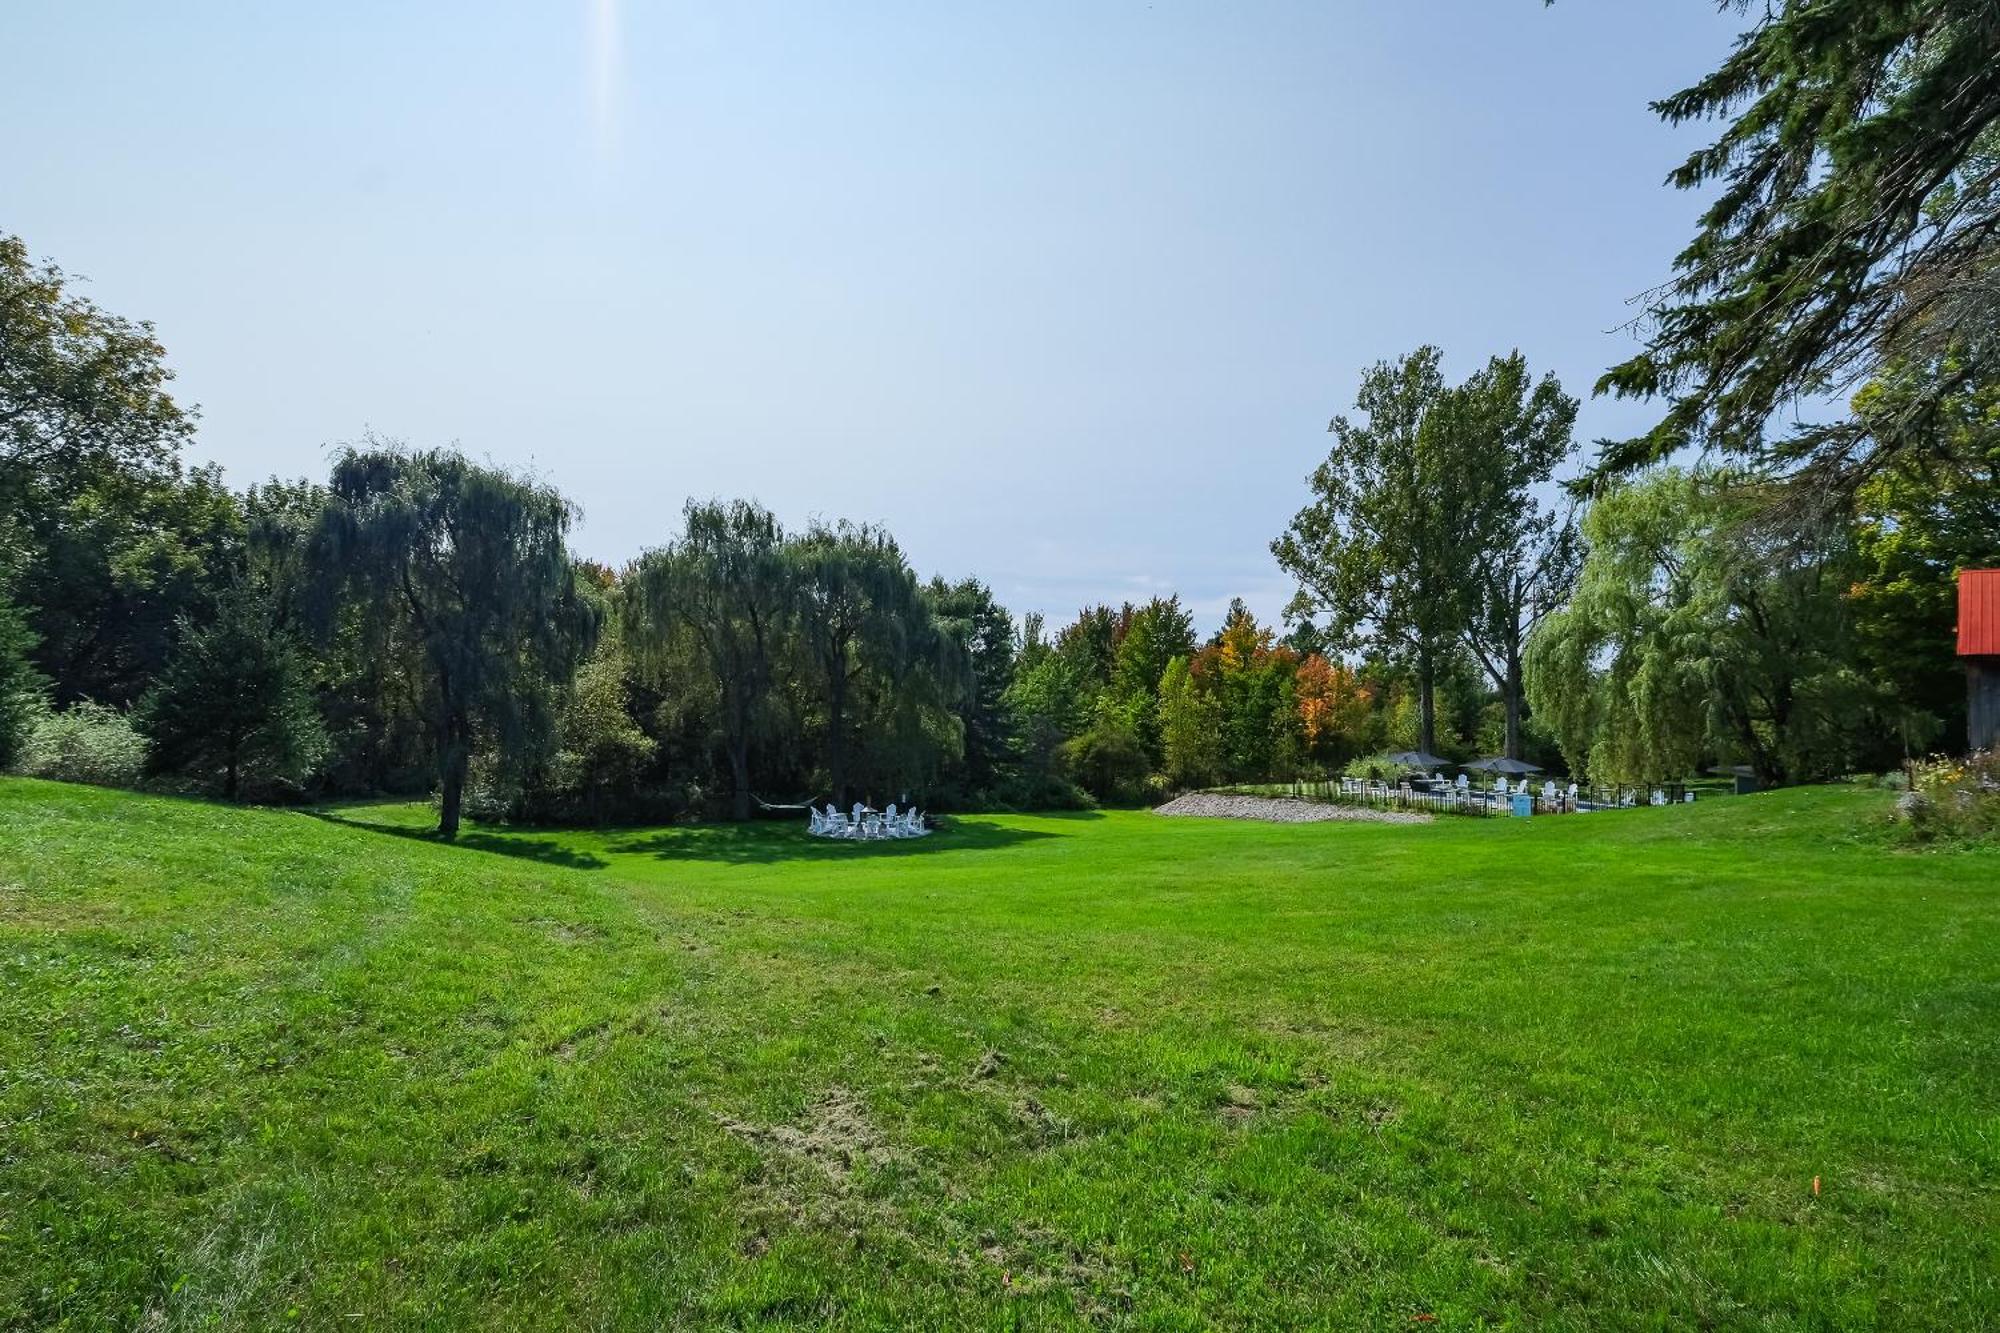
[720,1087,901,1186]
[517,916,607,944]
[1217,1083,1263,1126]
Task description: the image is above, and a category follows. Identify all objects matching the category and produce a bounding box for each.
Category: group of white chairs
[808,802,929,840]
[1342,771,1698,815]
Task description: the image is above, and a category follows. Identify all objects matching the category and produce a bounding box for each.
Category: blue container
[1510,792,1535,818]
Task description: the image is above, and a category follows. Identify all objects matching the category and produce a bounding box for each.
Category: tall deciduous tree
[1439,352,1580,757]
[0,233,192,494]
[1598,2,2000,499]
[1526,468,1884,787]
[311,445,596,837]
[788,520,930,806]
[1294,653,1371,767]
[1157,654,1222,788]
[924,576,1018,805]
[0,234,238,707]
[1847,372,2000,751]
[1273,347,1470,755]
[625,499,791,822]
[0,568,44,770]
[1106,595,1197,764]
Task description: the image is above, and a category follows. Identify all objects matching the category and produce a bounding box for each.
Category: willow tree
[625,499,791,822]
[311,445,597,837]
[1526,468,1880,787]
[787,520,933,806]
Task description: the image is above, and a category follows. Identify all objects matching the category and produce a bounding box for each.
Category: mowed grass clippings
[0,778,1995,1329]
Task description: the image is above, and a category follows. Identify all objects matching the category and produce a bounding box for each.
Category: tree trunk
[1417,647,1437,757]
[1503,653,1523,760]
[437,716,467,838]
[728,733,752,822]
[224,730,240,802]
[827,675,847,808]
[438,754,465,838]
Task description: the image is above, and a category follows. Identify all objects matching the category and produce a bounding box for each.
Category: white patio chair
[808,809,824,836]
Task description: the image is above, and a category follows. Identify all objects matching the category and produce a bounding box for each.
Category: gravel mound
[1152,792,1431,825]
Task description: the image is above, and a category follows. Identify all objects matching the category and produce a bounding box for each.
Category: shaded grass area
[1,778,1995,1328]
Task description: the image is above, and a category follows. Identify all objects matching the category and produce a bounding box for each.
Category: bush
[1894,751,2000,844]
[17,702,149,787]
[0,594,43,770]
[1342,752,1425,782]
[136,593,328,802]
[1062,722,1150,806]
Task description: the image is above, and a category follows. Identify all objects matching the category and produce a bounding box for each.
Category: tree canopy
[1599,1,2000,501]
[311,445,597,836]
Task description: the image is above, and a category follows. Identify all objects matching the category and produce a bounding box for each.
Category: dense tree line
[5,221,1991,828]
[0,230,1581,828]
[8,1,1999,821]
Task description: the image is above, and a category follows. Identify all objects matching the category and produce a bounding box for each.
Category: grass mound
[2,778,1995,1328]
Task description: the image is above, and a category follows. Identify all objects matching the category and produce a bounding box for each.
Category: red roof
[1961,569,2000,657]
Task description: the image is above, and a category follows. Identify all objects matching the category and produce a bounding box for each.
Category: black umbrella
[1384,750,1452,770]
[1460,755,1544,775]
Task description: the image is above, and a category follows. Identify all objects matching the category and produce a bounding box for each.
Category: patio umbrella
[1384,750,1452,770]
[1460,756,1544,775]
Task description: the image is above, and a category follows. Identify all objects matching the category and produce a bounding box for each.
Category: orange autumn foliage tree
[1294,653,1371,764]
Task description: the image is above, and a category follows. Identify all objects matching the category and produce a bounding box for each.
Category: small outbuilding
[1961,569,2000,753]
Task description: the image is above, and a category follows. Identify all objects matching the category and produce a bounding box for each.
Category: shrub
[1342,752,1424,782]
[1894,751,2000,844]
[18,702,149,787]
[1062,722,1150,806]
[136,593,328,802]
[0,592,43,770]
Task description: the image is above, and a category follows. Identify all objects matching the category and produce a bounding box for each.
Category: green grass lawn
[2,778,1995,1329]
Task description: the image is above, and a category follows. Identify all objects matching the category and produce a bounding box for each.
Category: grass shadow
[303,807,1086,871]
[303,809,612,870]
[606,814,1075,866]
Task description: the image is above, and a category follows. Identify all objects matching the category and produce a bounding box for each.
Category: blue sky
[3,1,1741,633]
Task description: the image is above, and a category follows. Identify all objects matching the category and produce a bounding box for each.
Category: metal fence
[1277,776,1705,817]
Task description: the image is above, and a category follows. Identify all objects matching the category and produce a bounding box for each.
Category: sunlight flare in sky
[586,0,619,158]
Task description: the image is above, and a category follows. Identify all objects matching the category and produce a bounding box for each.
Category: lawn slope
[1,779,1995,1329]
